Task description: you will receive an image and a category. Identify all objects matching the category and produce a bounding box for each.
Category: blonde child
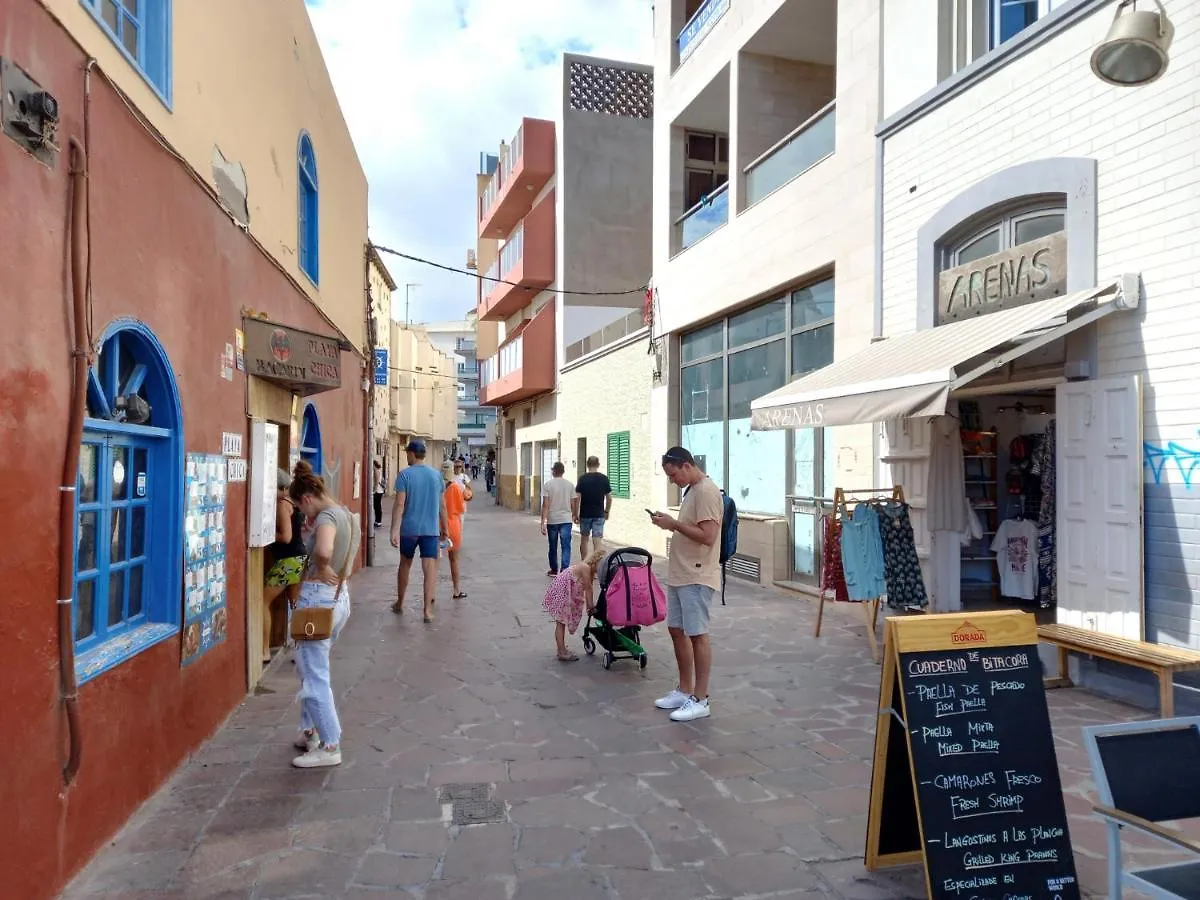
[542,548,606,661]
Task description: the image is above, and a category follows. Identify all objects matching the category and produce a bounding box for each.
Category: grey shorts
[578,516,605,537]
[667,584,714,637]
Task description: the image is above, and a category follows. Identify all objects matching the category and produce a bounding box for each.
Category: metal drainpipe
[364,271,376,568]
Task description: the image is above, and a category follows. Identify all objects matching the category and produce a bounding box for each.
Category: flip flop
[557,652,579,662]
[453,592,468,599]
[391,602,403,614]
[423,614,434,624]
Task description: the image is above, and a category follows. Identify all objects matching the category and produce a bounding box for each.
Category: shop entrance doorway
[947,374,1143,639]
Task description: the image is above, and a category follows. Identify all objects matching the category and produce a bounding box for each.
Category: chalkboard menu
[865,611,1080,900]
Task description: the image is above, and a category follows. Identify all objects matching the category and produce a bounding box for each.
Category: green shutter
[607,431,631,499]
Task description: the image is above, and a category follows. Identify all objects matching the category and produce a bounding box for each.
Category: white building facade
[648,0,881,589]
[421,317,497,454]
[752,0,1199,710]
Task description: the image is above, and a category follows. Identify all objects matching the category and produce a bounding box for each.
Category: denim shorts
[578,516,605,537]
[399,535,439,559]
[667,584,714,637]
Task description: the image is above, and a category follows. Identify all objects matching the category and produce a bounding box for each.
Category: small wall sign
[228,459,248,482]
[221,432,243,457]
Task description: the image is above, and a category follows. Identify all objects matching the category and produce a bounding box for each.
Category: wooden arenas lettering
[863,610,1080,900]
[938,232,1067,324]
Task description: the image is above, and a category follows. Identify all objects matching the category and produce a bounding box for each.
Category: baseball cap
[406,439,427,454]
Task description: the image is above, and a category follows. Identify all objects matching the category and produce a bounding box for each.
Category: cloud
[305,0,653,325]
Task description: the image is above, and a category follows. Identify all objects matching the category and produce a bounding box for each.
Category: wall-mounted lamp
[1091,0,1174,86]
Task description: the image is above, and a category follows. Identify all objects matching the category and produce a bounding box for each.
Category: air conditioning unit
[466,249,477,270]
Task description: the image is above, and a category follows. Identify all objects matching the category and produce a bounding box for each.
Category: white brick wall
[880,2,1200,651]
[558,337,667,556]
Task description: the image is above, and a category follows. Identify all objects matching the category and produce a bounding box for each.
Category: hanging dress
[840,502,887,602]
[1031,419,1057,608]
[877,500,929,610]
[820,514,850,603]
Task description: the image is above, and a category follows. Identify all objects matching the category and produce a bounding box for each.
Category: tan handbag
[290,606,333,641]
[289,507,362,642]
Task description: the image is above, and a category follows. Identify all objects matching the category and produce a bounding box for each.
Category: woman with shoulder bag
[288,460,358,768]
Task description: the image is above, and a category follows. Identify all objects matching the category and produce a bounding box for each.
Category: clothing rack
[815,485,906,665]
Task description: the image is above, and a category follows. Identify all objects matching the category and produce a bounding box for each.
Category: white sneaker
[292,747,342,768]
[293,731,319,752]
[670,696,711,722]
[655,689,690,710]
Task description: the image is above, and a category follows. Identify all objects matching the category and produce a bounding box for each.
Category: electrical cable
[369,243,649,297]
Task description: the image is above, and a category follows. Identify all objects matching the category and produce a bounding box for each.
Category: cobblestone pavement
[63,496,1194,899]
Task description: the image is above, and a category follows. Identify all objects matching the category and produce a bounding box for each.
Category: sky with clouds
[304,0,653,326]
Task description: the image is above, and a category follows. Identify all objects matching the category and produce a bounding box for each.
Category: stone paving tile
[60,498,1196,899]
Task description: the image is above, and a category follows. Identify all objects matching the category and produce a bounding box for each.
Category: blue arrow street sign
[373,348,388,386]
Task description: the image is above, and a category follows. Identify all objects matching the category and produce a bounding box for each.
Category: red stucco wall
[0,5,365,897]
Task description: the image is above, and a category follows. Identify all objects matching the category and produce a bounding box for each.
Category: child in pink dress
[542,549,605,661]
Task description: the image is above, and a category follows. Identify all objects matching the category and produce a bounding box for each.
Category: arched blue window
[76,321,183,681]
[298,132,320,284]
[300,403,323,475]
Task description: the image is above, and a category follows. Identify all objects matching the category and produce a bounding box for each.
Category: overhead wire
[369,243,649,297]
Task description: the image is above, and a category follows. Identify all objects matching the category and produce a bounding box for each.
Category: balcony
[564,308,647,364]
[676,182,729,252]
[744,101,835,207]
[478,118,555,240]
[478,190,556,322]
[455,338,476,354]
[479,303,556,407]
[676,0,730,66]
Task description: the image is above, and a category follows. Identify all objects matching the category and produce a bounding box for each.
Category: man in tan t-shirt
[649,446,723,722]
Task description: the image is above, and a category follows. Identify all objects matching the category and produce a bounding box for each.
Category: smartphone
[645,509,656,517]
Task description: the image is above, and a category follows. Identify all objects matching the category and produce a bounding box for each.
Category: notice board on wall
[182,453,228,666]
[864,610,1080,900]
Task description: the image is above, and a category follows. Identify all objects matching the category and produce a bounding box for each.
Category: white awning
[751,282,1130,430]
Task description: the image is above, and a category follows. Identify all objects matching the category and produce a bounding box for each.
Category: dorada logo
[951,620,987,644]
[269,329,292,363]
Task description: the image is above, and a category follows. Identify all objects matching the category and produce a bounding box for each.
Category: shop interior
[953,388,1057,622]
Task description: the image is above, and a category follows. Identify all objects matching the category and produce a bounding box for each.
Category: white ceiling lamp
[1091,0,1174,86]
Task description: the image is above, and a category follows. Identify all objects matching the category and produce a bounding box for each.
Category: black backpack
[682,486,739,606]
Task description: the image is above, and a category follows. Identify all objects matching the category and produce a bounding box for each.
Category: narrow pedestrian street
[63,500,1190,900]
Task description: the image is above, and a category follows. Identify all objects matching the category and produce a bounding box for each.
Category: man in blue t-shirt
[389,440,448,623]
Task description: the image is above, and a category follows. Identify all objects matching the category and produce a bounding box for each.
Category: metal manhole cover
[438,782,491,803]
[451,798,507,826]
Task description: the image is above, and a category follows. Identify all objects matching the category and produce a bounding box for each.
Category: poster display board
[248,420,280,548]
[182,453,228,666]
[864,610,1079,899]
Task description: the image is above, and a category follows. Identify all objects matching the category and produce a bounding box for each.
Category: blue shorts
[399,535,439,560]
[578,516,605,538]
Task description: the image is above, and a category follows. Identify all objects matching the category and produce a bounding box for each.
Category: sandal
[453,592,468,599]
[423,615,434,624]
[391,602,403,614]
[557,652,579,662]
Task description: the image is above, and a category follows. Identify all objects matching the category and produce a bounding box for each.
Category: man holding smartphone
[648,446,723,722]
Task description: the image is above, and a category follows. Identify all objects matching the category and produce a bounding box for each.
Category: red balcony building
[477,117,555,239]
[478,190,555,322]
[479,302,556,406]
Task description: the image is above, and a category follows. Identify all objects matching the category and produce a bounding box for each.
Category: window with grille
[606,431,631,499]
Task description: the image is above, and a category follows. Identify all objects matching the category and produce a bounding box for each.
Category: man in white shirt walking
[540,461,575,576]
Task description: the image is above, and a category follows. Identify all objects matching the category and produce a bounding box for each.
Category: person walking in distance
[650,447,723,722]
[372,460,385,529]
[574,455,612,560]
[540,461,575,576]
[389,440,448,623]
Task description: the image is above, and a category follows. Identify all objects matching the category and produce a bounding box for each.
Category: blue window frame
[75,321,183,682]
[79,0,172,106]
[991,0,1055,49]
[300,402,323,474]
[298,132,320,285]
